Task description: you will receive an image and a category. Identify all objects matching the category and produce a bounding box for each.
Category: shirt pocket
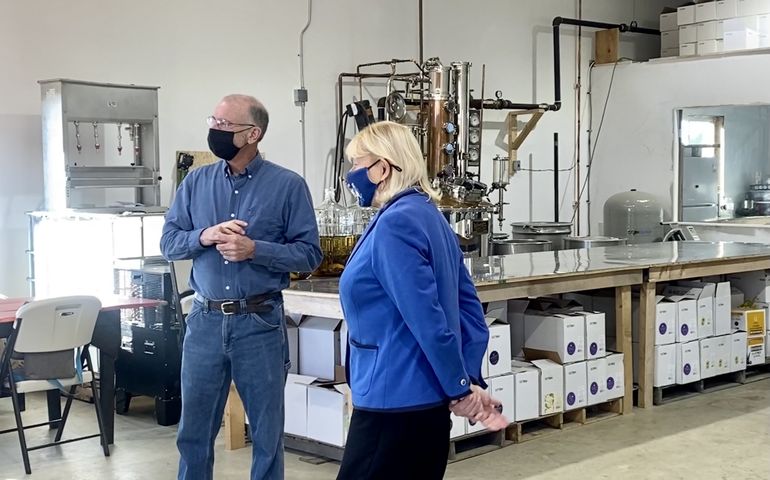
[244,206,284,241]
[349,339,379,397]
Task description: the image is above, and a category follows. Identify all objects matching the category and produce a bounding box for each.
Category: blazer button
[460,378,467,386]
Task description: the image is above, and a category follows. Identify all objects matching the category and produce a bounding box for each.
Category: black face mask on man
[207,127,252,161]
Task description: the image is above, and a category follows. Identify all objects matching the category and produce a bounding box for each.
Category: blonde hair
[345,121,441,204]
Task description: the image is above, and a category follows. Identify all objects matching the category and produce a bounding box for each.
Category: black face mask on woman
[207,127,251,161]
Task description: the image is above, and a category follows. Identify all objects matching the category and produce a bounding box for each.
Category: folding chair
[0,296,110,475]
[170,260,194,336]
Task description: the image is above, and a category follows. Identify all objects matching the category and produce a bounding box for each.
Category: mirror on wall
[677,105,770,222]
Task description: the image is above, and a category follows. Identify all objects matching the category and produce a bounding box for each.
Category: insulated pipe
[554,132,559,222]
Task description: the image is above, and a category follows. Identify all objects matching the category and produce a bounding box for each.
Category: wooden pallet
[563,398,624,426]
[653,370,745,406]
[506,411,565,444]
[739,363,770,384]
[448,429,509,463]
[284,434,343,463]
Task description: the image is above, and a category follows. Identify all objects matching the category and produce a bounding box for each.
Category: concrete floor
[0,381,768,480]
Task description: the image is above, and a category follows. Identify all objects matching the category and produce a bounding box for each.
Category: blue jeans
[177,298,289,480]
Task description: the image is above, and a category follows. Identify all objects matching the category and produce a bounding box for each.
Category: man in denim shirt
[161,94,322,480]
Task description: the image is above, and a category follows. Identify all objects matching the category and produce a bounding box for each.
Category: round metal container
[603,189,665,243]
[490,239,552,255]
[563,236,627,250]
[511,222,573,251]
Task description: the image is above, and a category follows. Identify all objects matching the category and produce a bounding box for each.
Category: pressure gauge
[469,130,480,144]
[443,143,456,155]
[469,110,481,127]
[468,148,480,163]
[444,122,456,134]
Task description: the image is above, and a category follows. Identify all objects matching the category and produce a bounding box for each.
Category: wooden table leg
[224,382,246,450]
[614,285,633,414]
[638,281,657,408]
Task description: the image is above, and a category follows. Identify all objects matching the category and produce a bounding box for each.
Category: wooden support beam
[595,28,619,65]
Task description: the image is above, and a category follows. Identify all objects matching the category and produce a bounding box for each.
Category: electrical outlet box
[294,88,308,104]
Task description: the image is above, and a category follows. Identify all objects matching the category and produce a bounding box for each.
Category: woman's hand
[450,385,509,431]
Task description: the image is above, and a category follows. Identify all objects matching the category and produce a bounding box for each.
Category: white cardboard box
[759,13,770,33]
[738,0,770,16]
[663,295,698,342]
[654,344,677,387]
[727,271,770,301]
[583,311,606,360]
[731,331,748,372]
[508,299,529,359]
[713,282,733,335]
[299,316,343,381]
[284,374,318,437]
[700,337,718,379]
[723,28,760,50]
[676,341,701,385]
[724,15,760,31]
[717,0,739,18]
[485,317,513,378]
[679,5,697,25]
[488,374,515,425]
[524,311,585,364]
[747,335,766,365]
[286,314,301,374]
[696,1,718,22]
[715,335,732,375]
[605,353,624,400]
[680,42,698,56]
[732,308,766,336]
[716,19,725,38]
[662,30,680,49]
[563,361,587,411]
[306,383,352,447]
[680,24,699,43]
[532,359,564,415]
[586,357,607,405]
[450,412,467,439]
[765,332,770,359]
[731,287,746,309]
[661,12,679,31]
[661,46,681,57]
[697,21,719,40]
[674,282,716,339]
[511,361,540,421]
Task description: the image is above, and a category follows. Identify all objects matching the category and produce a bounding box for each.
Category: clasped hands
[449,384,509,431]
[200,219,255,262]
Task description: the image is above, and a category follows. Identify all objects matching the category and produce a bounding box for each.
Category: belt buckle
[220,301,237,315]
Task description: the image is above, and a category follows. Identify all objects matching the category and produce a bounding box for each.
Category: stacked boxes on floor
[726,270,769,364]
[669,0,770,58]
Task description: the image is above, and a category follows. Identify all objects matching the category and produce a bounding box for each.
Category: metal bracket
[506,109,545,177]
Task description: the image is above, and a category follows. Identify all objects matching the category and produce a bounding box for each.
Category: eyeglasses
[206,116,256,130]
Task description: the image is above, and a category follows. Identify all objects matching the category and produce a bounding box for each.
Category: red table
[0,296,165,444]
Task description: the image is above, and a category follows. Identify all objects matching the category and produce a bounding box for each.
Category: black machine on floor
[113,259,186,426]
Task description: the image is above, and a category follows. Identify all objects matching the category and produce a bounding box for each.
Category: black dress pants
[337,405,451,480]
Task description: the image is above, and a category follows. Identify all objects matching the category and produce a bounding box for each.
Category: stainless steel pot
[563,236,627,250]
[490,239,552,255]
[511,222,573,251]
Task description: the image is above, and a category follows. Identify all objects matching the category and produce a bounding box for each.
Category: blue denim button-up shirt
[160,154,322,300]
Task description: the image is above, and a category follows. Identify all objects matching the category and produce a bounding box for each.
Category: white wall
[588,53,770,236]
[0,0,666,296]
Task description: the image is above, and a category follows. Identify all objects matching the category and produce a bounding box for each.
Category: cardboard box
[717,0,739,18]
[654,344,677,387]
[761,33,770,46]
[696,1,718,22]
[714,335,732,375]
[676,341,701,384]
[672,283,716,338]
[450,412,466,439]
[747,335,766,365]
[508,299,529,359]
[306,383,352,447]
[731,308,766,335]
[716,19,725,38]
[679,4,697,25]
[713,282,733,335]
[661,47,681,57]
[339,320,348,368]
[680,42,698,56]
[511,361,539,421]
[286,314,301,374]
[662,30,680,49]
[583,311,606,360]
[663,295,698,342]
[727,271,770,302]
[661,12,679,31]
[485,316,513,378]
[731,287,746,309]
[697,21,719,41]
[563,361,587,411]
[759,13,770,33]
[586,357,607,405]
[299,316,343,381]
[524,311,585,364]
[680,24,699,43]
[700,337,718,379]
[717,38,725,51]
[738,0,770,16]
[284,374,317,437]
[605,353,624,400]
[723,28,760,50]
[488,374,515,424]
[731,331,748,372]
[532,359,564,415]
[631,296,677,345]
[765,332,770,359]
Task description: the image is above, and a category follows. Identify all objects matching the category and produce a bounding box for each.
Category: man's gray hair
[223,94,269,140]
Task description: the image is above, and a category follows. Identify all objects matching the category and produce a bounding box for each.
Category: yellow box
[747,336,766,366]
[731,308,766,336]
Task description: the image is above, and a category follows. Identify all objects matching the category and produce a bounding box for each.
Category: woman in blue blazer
[337,121,507,480]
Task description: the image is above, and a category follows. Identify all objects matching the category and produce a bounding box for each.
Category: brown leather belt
[202,292,282,315]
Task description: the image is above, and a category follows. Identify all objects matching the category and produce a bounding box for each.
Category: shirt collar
[222,152,264,178]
